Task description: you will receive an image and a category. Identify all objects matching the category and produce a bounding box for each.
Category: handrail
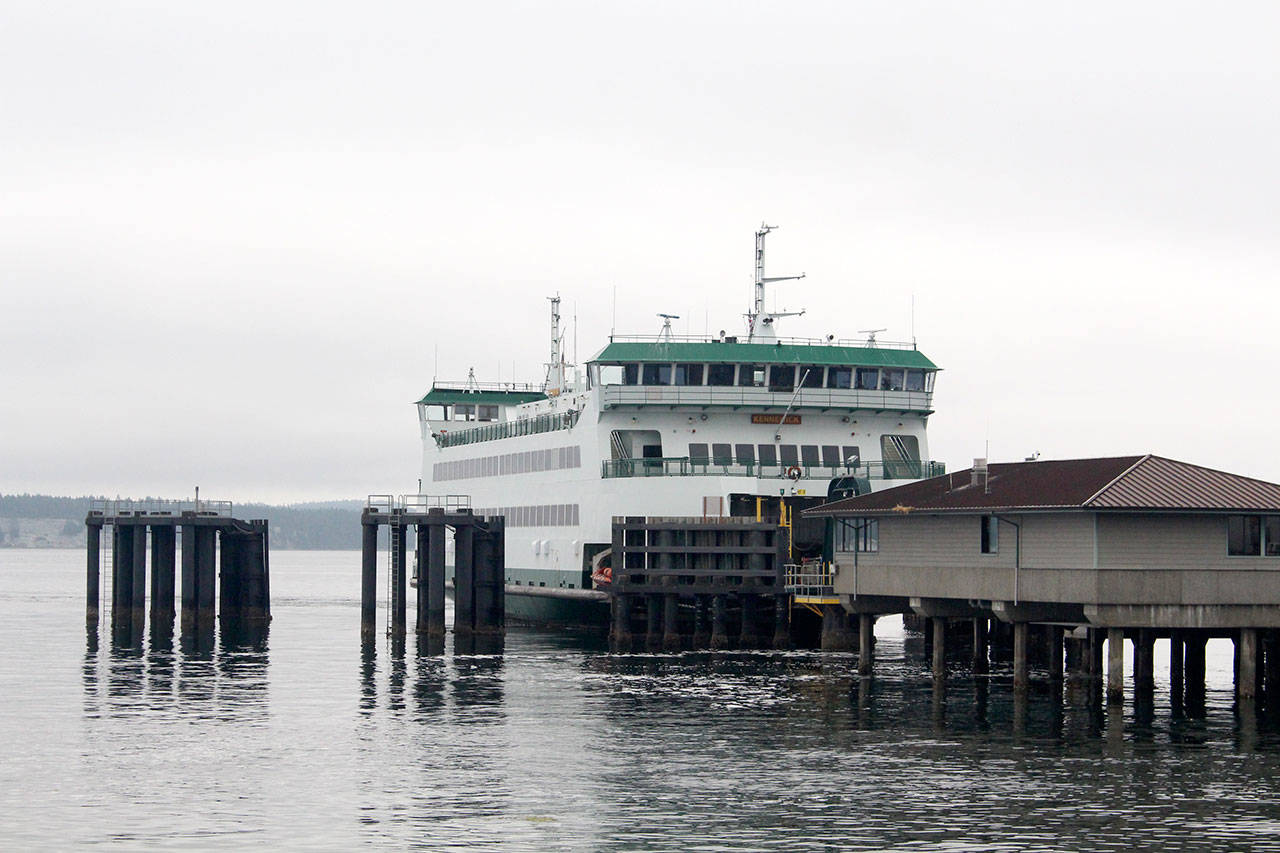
[601,457,944,481]
[428,380,545,394]
[88,498,234,517]
[366,494,473,512]
[606,333,919,351]
[784,560,836,597]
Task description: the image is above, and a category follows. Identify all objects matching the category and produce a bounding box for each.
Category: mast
[546,295,567,395]
[747,223,806,341]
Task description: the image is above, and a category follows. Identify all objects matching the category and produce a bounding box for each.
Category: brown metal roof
[806,455,1280,517]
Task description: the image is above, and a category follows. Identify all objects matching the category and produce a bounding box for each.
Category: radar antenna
[747,223,805,341]
[858,328,887,347]
[657,313,680,341]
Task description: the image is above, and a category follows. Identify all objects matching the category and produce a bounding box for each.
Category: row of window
[473,503,581,528]
[434,445,582,482]
[436,410,579,448]
[1228,515,1280,556]
[690,442,861,468]
[601,362,933,392]
[834,519,879,552]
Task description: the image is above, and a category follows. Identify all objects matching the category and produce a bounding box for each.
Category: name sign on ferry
[751,414,801,425]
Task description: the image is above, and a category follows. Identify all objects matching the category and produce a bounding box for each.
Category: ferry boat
[416,226,942,624]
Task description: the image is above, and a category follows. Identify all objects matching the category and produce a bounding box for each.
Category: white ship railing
[607,333,920,350]
[601,458,945,481]
[88,498,234,517]
[785,561,838,602]
[598,385,932,412]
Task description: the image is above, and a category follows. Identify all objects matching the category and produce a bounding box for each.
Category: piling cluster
[608,516,792,652]
[86,507,270,644]
[360,505,505,639]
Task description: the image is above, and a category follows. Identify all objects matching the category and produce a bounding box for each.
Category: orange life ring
[786,466,802,481]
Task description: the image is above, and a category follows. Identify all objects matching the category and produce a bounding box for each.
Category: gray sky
[3,1,1278,503]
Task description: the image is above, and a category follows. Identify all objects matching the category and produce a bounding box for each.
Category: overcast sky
[3,1,1278,503]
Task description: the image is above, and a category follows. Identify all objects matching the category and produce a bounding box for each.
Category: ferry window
[675,363,704,385]
[822,445,841,467]
[855,368,878,390]
[757,444,778,466]
[642,363,672,385]
[801,445,820,466]
[689,443,709,464]
[881,368,904,391]
[981,516,999,554]
[925,371,936,393]
[735,444,755,466]
[1228,515,1263,556]
[738,364,764,387]
[800,367,824,388]
[769,365,795,391]
[712,443,732,465]
[478,405,499,422]
[779,445,799,466]
[905,370,925,392]
[842,446,861,468]
[623,364,639,385]
[599,365,623,385]
[707,364,736,386]
[827,367,852,389]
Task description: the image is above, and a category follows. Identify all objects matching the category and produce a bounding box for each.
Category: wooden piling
[662,594,681,652]
[86,523,100,626]
[710,594,729,650]
[691,595,710,648]
[645,594,662,652]
[360,520,378,637]
[772,595,792,650]
[611,594,633,652]
[112,524,133,632]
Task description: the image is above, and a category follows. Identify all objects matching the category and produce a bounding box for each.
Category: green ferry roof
[416,388,548,406]
[590,341,938,369]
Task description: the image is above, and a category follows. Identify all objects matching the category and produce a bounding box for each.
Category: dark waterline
[3,549,1280,850]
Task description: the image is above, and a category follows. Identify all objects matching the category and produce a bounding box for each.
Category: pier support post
[645,594,662,652]
[452,518,475,635]
[1107,627,1125,705]
[1185,631,1207,715]
[692,596,710,648]
[772,595,792,650]
[1049,625,1064,681]
[932,617,947,681]
[1134,629,1155,693]
[1169,631,1185,714]
[1013,622,1029,691]
[473,518,504,635]
[130,524,147,633]
[426,510,446,637]
[739,596,765,650]
[611,594,634,653]
[662,594,681,652]
[1238,628,1259,700]
[360,521,378,637]
[150,525,176,629]
[180,523,195,630]
[111,524,134,633]
[1265,631,1280,707]
[972,617,989,674]
[859,614,876,676]
[710,594,729,650]
[219,529,241,621]
[821,605,852,651]
[86,523,101,626]
[192,526,217,628]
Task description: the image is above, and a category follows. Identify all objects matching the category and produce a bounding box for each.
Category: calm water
[3,549,1280,850]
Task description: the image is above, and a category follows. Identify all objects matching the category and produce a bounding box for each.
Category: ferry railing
[427,380,545,394]
[597,385,933,413]
[607,333,920,350]
[88,498,233,518]
[434,408,581,448]
[366,494,473,514]
[784,560,837,600]
[601,458,945,481]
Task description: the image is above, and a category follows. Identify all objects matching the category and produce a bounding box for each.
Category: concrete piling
[1185,631,1207,714]
[932,617,947,682]
[452,520,475,637]
[1134,629,1155,694]
[858,614,876,676]
[662,594,682,652]
[1107,628,1125,705]
[611,594,633,652]
[645,594,662,652]
[86,524,101,626]
[972,617,989,675]
[1049,626,1064,681]
[425,509,447,637]
[710,594,729,650]
[1013,622,1029,691]
[1238,627,1259,700]
[150,526,176,628]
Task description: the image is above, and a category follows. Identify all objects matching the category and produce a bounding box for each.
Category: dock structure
[608,516,790,652]
[804,455,1280,716]
[85,499,270,640]
[360,495,505,639]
